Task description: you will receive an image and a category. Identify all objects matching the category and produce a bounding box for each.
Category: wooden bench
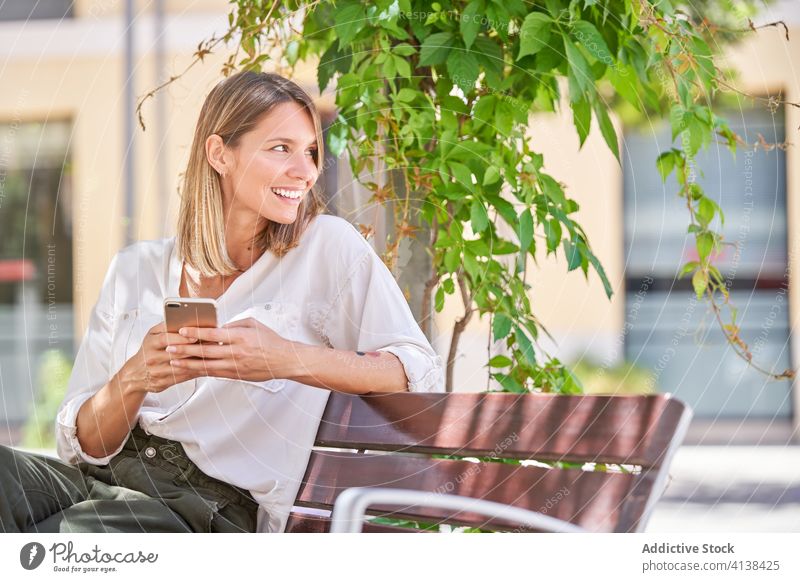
[285,391,692,533]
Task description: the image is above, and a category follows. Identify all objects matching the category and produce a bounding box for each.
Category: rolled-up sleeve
[323,249,445,393]
[55,253,126,465]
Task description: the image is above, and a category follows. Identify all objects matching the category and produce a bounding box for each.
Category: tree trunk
[387,169,435,337]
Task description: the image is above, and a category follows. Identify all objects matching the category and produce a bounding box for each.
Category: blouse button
[144,447,157,459]
[264,304,272,310]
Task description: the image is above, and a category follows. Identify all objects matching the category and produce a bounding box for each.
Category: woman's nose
[286,151,318,183]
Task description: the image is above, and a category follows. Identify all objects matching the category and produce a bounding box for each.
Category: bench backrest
[287,392,691,533]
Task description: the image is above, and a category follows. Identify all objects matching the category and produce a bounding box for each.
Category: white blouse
[55,214,445,532]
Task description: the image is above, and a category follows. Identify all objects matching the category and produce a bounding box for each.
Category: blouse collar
[166,236,276,323]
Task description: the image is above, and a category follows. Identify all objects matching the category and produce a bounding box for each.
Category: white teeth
[272,188,303,199]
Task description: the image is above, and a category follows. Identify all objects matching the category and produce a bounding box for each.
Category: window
[623,105,791,419]
[0,120,74,447]
[0,0,73,21]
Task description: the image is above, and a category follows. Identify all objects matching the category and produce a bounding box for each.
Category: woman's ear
[205,134,230,177]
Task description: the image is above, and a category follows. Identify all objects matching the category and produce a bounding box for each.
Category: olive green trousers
[0,424,259,533]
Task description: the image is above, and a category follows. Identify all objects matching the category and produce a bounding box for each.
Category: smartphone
[164,297,218,343]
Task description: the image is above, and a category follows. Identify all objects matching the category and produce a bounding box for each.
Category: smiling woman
[177,72,327,279]
[0,71,444,535]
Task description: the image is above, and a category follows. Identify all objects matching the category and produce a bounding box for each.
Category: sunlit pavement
[648,446,800,532]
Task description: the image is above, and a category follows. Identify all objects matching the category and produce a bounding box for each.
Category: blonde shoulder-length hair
[176,71,327,277]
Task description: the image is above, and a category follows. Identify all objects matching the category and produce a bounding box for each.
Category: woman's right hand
[117,322,201,394]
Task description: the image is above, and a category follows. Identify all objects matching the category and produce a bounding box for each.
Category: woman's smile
[271,186,305,203]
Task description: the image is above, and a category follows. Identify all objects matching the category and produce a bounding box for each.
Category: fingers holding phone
[117,321,203,395]
[115,298,221,395]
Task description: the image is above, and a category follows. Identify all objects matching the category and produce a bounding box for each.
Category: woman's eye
[269,144,317,157]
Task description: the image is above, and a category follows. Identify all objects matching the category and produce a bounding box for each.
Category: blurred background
[0,0,798,531]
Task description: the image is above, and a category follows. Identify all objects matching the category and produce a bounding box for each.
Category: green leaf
[559,368,583,395]
[435,286,445,312]
[465,239,490,257]
[327,123,349,158]
[470,199,490,232]
[485,193,518,230]
[572,98,592,147]
[670,105,688,141]
[392,43,417,57]
[494,373,526,393]
[463,251,480,279]
[544,219,561,253]
[689,36,716,84]
[540,174,566,206]
[514,325,537,366]
[563,239,581,271]
[586,248,613,299]
[382,55,396,78]
[679,261,700,278]
[473,95,496,128]
[493,313,512,341]
[460,0,482,49]
[488,355,513,368]
[692,269,708,299]
[656,151,675,182]
[518,12,552,59]
[447,49,480,94]
[494,101,514,136]
[564,37,592,98]
[395,88,416,102]
[492,239,519,255]
[483,166,500,185]
[708,265,724,285]
[697,231,714,264]
[472,36,504,85]
[449,161,473,188]
[518,209,533,253]
[607,63,642,110]
[393,55,412,79]
[444,247,461,272]
[697,197,715,228]
[317,43,351,93]
[593,99,619,162]
[571,20,612,65]
[419,32,454,66]
[686,115,707,157]
[335,4,366,48]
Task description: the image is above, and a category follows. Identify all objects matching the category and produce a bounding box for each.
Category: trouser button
[144,447,157,458]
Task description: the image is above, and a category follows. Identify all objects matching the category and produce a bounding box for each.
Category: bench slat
[317,393,685,468]
[295,451,655,532]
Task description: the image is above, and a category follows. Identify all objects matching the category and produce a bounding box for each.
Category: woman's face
[213,101,320,227]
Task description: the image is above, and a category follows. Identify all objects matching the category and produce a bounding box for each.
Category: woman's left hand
[166,318,297,382]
